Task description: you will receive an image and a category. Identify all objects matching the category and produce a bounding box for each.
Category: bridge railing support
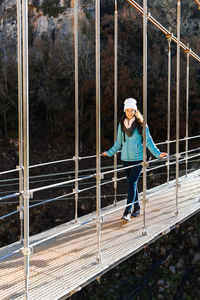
[142,0,148,236]
[74,0,79,223]
[176,0,181,215]
[113,0,118,207]
[20,0,31,297]
[166,29,172,185]
[17,0,24,245]
[185,44,190,177]
[95,0,102,263]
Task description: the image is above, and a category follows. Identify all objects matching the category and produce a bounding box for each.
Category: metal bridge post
[166,30,171,185]
[142,0,148,236]
[113,0,118,207]
[176,0,181,215]
[22,0,30,297]
[74,0,79,223]
[95,0,102,263]
[185,44,190,177]
[17,0,24,244]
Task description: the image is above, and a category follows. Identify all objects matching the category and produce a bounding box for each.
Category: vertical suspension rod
[113,0,118,207]
[22,0,30,297]
[17,0,24,244]
[166,32,171,184]
[74,0,79,223]
[142,0,147,236]
[95,0,102,263]
[185,44,190,177]
[176,0,181,215]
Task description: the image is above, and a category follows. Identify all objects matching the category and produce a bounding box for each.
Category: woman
[103,98,167,221]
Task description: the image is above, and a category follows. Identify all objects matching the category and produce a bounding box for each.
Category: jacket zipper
[127,135,129,160]
[136,143,139,153]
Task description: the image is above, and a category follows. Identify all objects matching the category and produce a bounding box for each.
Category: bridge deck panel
[0,170,200,299]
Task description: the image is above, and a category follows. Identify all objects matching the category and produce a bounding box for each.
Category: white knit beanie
[124,98,137,112]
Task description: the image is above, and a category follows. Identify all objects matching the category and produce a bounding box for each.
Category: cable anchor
[21,246,33,256]
[96,173,104,180]
[73,156,80,161]
[73,187,79,194]
[23,191,33,199]
[112,177,118,189]
[142,162,149,167]
[142,228,147,236]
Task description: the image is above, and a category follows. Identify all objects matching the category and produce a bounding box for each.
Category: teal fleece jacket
[107,123,161,161]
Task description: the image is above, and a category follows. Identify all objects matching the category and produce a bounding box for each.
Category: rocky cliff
[0,0,199,58]
[0,0,94,58]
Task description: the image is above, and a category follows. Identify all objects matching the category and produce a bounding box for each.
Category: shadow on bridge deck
[0,169,200,300]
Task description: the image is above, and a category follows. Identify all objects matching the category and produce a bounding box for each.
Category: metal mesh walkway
[1,169,200,300]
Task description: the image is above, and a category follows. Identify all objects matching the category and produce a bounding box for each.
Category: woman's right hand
[102,151,108,157]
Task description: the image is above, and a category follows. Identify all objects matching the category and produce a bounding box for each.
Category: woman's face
[125,108,136,120]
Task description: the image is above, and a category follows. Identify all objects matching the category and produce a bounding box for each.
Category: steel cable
[0,135,199,177]
[0,154,199,218]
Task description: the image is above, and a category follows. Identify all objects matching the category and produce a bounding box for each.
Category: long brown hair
[120,110,143,136]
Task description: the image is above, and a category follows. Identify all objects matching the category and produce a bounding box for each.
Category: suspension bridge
[0,0,200,299]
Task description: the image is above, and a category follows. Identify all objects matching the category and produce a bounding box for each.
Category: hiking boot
[121,211,131,222]
[131,208,140,218]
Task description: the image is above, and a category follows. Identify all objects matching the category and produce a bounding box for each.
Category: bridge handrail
[1,157,198,261]
[27,147,200,194]
[0,207,23,221]
[0,248,21,262]
[12,153,200,250]
[0,135,199,176]
[101,147,200,176]
[147,153,200,173]
[0,192,20,202]
[126,0,200,62]
[1,147,198,197]
[156,134,200,146]
[29,154,97,169]
[1,150,199,220]
[0,165,117,185]
[0,167,22,176]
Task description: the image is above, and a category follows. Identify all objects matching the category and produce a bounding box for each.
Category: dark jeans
[122,160,143,213]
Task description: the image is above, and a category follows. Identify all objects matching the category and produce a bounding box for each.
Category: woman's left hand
[159,152,168,158]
